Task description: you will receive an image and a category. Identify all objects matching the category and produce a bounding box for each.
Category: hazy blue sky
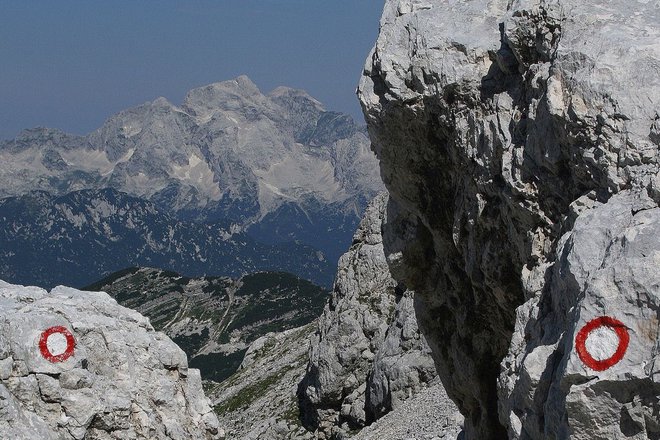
[0,0,384,139]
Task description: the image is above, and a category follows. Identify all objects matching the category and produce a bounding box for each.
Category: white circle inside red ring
[39,326,76,363]
[575,316,629,371]
[584,325,619,361]
[46,332,69,356]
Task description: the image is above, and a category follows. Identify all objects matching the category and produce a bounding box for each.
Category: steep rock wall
[359,0,660,438]
[298,193,453,439]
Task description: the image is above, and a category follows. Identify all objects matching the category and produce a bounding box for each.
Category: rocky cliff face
[359,0,660,438]
[0,280,222,439]
[299,193,455,438]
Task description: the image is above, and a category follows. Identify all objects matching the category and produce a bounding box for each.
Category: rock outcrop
[359,0,660,438]
[0,280,222,439]
[299,193,457,438]
[500,191,660,439]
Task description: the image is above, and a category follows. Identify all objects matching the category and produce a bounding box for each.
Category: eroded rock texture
[359,0,660,438]
[500,191,660,439]
[0,281,222,439]
[299,193,450,439]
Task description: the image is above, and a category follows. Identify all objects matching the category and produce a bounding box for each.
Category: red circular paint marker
[39,326,76,363]
[575,316,629,371]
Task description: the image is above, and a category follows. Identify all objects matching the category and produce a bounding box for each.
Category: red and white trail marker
[39,326,76,363]
[575,316,629,372]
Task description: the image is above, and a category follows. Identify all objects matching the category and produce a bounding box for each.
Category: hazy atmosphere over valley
[1,1,660,440]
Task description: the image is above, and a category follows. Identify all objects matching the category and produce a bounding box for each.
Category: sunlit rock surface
[359,0,660,438]
[0,281,223,439]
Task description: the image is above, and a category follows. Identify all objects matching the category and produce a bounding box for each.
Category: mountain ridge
[0,76,383,281]
[0,75,380,222]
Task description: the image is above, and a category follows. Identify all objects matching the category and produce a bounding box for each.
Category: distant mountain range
[84,267,329,382]
[0,76,382,265]
[0,76,383,287]
[0,188,333,288]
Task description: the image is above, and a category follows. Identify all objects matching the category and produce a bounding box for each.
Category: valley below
[85,267,328,383]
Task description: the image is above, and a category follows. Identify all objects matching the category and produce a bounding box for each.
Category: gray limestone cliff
[298,193,459,439]
[0,281,222,439]
[359,0,660,439]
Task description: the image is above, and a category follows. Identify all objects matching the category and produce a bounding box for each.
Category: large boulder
[359,0,660,438]
[0,281,222,439]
